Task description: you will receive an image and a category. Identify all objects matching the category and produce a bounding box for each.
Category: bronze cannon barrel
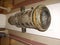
[8,5,51,32]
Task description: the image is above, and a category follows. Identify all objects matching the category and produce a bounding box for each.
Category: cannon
[8,5,51,32]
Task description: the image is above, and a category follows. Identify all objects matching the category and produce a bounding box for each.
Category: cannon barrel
[8,5,51,32]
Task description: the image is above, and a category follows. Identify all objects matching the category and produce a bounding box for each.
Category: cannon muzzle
[8,5,51,32]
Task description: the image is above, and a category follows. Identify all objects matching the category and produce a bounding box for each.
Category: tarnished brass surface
[8,5,51,32]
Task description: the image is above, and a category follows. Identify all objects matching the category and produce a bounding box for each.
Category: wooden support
[0,38,1,45]
[13,0,44,9]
